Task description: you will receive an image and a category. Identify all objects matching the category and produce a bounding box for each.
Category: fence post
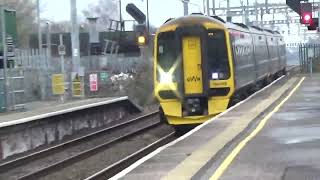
[304,45,307,73]
[312,44,315,75]
[31,49,35,68]
[302,44,304,72]
[299,44,302,72]
[302,45,305,73]
[306,45,309,73]
[27,50,32,68]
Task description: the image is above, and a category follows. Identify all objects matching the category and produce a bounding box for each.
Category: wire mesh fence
[299,43,320,74]
[0,47,154,113]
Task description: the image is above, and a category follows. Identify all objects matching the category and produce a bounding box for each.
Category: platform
[0,97,129,128]
[0,96,141,160]
[112,74,312,180]
[210,75,320,180]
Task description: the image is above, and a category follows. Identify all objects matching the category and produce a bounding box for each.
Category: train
[153,14,286,130]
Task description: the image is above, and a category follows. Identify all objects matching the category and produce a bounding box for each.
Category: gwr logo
[187,76,201,82]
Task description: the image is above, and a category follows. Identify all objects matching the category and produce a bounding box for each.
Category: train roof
[248,26,265,34]
[162,14,225,28]
[225,22,250,33]
[161,15,282,37]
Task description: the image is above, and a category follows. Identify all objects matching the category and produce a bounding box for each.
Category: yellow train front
[154,14,286,128]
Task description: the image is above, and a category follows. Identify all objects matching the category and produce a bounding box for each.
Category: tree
[82,0,119,31]
[1,0,37,47]
[50,21,72,33]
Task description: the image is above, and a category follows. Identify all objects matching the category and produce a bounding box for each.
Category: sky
[41,0,196,27]
[40,0,289,27]
[40,0,316,40]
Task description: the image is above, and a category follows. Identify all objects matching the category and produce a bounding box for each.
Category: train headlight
[219,72,227,79]
[212,72,228,80]
[160,72,173,83]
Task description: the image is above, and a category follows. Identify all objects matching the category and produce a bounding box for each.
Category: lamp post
[70,0,82,98]
[70,0,80,74]
[146,0,150,35]
[206,0,210,15]
[226,0,230,21]
[119,0,124,31]
[181,0,190,15]
[212,0,215,15]
[37,0,42,52]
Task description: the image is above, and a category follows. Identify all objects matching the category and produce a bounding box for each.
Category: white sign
[73,48,79,57]
[58,45,66,55]
[90,74,98,92]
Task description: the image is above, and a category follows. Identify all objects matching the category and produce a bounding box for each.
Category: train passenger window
[255,35,268,62]
[268,37,277,59]
[207,30,230,80]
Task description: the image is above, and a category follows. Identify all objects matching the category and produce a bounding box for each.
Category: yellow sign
[72,74,82,96]
[52,74,65,95]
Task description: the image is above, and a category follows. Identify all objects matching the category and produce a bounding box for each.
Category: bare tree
[1,0,37,47]
[49,21,72,33]
[82,0,118,31]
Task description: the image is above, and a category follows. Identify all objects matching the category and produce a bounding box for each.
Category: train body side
[227,26,286,93]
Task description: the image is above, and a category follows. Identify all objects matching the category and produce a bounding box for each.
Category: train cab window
[157,31,178,72]
[207,30,230,80]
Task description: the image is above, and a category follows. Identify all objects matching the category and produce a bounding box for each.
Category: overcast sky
[40,0,289,27]
[41,0,191,27]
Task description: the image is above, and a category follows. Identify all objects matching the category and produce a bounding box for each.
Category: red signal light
[304,14,311,22]
[301,3,313,25]
[302,13,312,24]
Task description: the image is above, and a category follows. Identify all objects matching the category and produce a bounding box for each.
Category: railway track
[85,132,176,180]
[0,111,173,180]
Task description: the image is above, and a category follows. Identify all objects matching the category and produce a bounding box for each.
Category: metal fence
[0,49,47,112]
[0,70,5,112]
[0,46,145,113]
[15,49,48,69]
[299,43,320,73]
[0,68,25,112]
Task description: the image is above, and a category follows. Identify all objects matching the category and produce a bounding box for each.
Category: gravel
[39,124,174,180]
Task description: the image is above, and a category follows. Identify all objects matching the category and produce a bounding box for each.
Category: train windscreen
[157,31,178,72]
[207,30,230,80]
[157,31,180,83]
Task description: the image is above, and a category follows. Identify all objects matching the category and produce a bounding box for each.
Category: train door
[182,36,203,95]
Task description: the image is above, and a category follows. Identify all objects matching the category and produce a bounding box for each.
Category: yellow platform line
[210,77,305,180]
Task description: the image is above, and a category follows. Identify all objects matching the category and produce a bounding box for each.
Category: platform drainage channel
[282,166,320,180]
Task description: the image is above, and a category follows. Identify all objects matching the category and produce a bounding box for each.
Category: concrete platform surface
[0,97,127,128]
[204,75,320,180]
[112,75,302,180]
